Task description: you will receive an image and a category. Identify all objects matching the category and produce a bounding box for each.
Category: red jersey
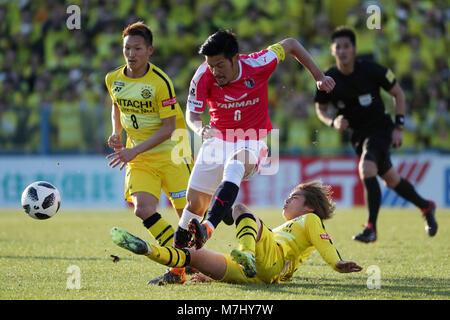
[187,44,285,141]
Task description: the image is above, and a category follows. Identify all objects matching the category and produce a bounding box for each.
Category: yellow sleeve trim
[267,44,285,62]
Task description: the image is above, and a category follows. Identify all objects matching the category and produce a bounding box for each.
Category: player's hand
[106,148,138,171]
[335,260,363,273]
[108,133,123,151]
[190,273,213,283]
[333,115,349,131]
[316,75,335,93]
[200,125,217,140]
[392,128,403,149]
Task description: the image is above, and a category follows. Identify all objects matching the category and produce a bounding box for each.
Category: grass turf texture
[0,207,448,300]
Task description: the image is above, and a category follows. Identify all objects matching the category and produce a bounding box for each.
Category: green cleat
[230,249,256,278]
[147,269,186,285]
[110,226,151,255]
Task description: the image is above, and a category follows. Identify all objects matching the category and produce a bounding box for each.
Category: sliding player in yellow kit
[105,22,192,283]
[111,180,362,284]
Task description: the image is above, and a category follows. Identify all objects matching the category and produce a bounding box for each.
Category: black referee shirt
[314,59,397,132]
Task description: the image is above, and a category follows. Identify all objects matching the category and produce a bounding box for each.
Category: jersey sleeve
[155,72,179,119]
[305,214,342,271]
[314,70,332,104]
[372,62,397,92]
[104,73,115,102]
[314,87,331,104]
[187,63,209,114]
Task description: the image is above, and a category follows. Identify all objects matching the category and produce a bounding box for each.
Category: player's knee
[358,159,377,179]
[232,203,252,220]
[134,206,156,220]
[382,171,401,189]
[230,151,257,177]
[185,190,209,216]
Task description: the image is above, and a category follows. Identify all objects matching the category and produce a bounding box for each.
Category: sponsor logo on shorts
[320,234,331,240]
[169,190,186,199]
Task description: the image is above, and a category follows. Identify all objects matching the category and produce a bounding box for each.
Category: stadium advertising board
[0,155,449,208]
[0,156,125,209]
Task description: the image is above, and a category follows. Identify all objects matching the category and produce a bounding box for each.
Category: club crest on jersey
[141,85,154,100]
[244,78,255,88]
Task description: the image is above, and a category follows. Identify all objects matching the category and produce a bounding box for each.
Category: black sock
[222,206,234,226]
[206,181,240,229]
[363,177,381,231]
[393,178,429,209]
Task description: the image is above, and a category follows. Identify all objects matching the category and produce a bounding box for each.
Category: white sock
[178,208,203,230]
[223,159,245,187]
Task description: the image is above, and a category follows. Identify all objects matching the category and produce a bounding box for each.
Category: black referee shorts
[351,127,394,176]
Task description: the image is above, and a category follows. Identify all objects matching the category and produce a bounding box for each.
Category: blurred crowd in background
[0,0,449,155]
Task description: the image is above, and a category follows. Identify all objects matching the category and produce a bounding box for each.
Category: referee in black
[314,27,437,243]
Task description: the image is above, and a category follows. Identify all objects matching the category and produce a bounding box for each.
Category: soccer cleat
[422,201,438,236]
[147,269,186,285]
[174,227,193,249]
[352,226,377,243]
[230,249,257,278]
[188,219,213,249]
[110,226,150,255]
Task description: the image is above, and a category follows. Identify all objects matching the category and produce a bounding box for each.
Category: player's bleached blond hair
[291,180,336,220]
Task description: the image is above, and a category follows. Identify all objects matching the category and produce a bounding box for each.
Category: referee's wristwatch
[330,117,336,128]
[395,114,404,130]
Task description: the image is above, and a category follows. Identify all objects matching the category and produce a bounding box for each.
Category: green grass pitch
[0,206,448,300]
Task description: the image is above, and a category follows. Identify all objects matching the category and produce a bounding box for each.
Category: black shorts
[351,117,394,176]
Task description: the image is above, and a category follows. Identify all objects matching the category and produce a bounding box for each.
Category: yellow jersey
[105,62,190,157]
[273,213,342,282]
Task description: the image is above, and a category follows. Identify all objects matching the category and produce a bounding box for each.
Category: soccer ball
[21,181,61,220]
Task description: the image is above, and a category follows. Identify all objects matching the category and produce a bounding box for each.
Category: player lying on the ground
[110,180,362,284]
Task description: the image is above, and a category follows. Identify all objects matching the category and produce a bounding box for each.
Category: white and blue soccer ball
[21,181,61,220]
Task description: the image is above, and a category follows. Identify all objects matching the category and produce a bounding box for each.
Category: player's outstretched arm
[335,260,363,273]
[278,38,335,93]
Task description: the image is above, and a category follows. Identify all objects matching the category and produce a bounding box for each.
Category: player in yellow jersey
[110,180,362,284]
[105,22,192,284]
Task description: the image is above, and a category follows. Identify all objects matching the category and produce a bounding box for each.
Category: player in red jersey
[152,30,335,285]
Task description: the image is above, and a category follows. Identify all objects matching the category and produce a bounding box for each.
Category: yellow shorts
[124,150,191,210]
[220,224,286,284]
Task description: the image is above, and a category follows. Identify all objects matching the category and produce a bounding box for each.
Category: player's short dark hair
[122,21,153,47]
[199,30,239,61]
[331,26,356,46]
[291,180,336,220]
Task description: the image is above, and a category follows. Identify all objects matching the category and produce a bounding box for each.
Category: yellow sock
[235,214,258,256]
[143,212,174,247]
[146,244,189,268]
